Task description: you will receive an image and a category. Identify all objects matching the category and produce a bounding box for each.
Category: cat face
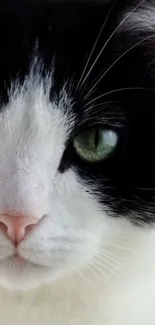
[0,0,154,289]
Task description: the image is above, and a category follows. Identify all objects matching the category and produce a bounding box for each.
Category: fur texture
[0,0,154,324]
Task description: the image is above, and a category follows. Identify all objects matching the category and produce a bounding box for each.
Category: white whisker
[83,87,147,108]
[134,186,155,191]
[94,258,122,276]
[86,264,111,287]
[75,269,98,291]
[84,34,153,99]
[97,250,125,269]
[100,241,136,253]
[91,261,117,279]
[84,100,116,114]
[82,0,146,99]
[76,0,117,92]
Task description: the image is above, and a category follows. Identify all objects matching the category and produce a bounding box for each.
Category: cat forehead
[4,65,74,126]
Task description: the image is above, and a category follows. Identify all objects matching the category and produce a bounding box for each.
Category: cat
[0,0,154,324]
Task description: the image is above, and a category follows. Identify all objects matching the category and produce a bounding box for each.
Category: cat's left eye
[73,128,117,162]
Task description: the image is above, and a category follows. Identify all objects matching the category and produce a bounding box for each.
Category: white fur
[0,221,155,325]
[122,3,155,32]
[0,66,154,324]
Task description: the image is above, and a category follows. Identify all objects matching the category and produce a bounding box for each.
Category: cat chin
[0,257,63,290]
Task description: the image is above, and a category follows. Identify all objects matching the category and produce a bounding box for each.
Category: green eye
[73,128,117,162]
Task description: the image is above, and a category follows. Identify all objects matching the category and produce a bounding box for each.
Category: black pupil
[94,130,99,149]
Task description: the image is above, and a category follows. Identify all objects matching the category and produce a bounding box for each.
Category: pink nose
[0,214,39,245]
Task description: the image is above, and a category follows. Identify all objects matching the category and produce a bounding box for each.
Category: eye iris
[73,129,117,162]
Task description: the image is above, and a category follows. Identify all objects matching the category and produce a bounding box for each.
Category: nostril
[0,219,16,243]
[24,223,37,238]
[26,224,37,232]
[0,222,8,234]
